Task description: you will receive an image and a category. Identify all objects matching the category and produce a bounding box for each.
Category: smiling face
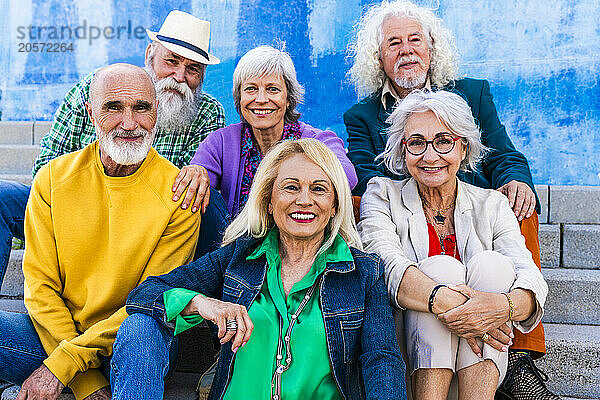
[148,43,205,93]
[380,15,431,93]
[270,154,337,245]
[240,73,289,136]
[87,65,157,166]
[404,111,466,193]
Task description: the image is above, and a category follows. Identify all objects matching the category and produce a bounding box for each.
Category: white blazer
[358,177,548,332]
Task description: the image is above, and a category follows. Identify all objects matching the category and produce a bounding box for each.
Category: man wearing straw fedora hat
[0,10,229,288]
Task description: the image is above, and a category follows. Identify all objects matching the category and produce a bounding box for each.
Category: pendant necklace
[422,197,456,225]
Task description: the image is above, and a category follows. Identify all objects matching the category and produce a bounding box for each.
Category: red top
[427,223,461,261]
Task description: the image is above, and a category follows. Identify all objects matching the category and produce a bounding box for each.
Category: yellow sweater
[23,141,200,399]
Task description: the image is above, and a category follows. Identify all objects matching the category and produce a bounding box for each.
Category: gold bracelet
[502,292,514,321]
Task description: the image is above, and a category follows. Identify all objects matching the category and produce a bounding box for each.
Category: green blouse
[163,229,353,400]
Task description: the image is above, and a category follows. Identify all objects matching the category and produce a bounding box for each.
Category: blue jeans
[0,180,30,284]
[111,313,178,400]
[0,310,110,386]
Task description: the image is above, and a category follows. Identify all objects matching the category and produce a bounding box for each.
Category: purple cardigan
[190,121,358,215]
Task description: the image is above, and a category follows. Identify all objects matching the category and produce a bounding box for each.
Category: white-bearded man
[0,64,200,400]
[344,1,558,399]
[0,11,228,292]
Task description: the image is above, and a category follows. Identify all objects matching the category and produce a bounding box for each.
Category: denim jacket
[126,236,406,400]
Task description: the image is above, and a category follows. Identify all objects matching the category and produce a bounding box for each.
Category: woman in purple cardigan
[190,45,357,216]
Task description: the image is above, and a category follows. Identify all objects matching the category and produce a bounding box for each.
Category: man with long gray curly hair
[344,1,559,399]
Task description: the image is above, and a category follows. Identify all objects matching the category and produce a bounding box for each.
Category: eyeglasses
[402,133,462,156]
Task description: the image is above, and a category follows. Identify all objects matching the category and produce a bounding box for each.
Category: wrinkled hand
[83,386,111,400]
[16,364,64,400]
[465,324,513,358]
[172,165,210,213]
[497,180,536,221]
[437,284,509,338]
[183,295,253,352]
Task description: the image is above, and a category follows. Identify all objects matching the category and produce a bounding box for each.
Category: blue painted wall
[1,0,598,185]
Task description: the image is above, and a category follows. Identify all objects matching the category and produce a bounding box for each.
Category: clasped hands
[436,284,513,358]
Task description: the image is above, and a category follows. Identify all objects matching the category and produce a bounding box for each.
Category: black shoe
[496,352,561,400]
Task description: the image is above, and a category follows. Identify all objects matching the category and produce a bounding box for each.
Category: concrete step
[535,184,549,223]
[563,398,600,400]
[0,121,51,146]
[33,122,53,145]
[0,371,201,399]
[562,224,600,269]
[539,223,560,267]
[0,122,34,145]
[549,186,600,224]
[542,268,600,325]
[0,174,32,185]
[539,223,600,270]
[0,145,39,175]
[537,323,600,398]
[0,299,26,313]
[1,250,24,297]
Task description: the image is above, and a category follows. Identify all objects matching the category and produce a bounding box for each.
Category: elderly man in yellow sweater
[0,64,200,400]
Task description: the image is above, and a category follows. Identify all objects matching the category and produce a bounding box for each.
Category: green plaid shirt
[33,70,225,176]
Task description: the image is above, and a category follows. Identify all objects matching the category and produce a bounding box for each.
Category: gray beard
[96,125,155,166]
[155,90,200,132]
[145,67,202,132]
[394,69,427,89]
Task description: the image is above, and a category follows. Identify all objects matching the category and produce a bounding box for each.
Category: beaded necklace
[270,275,323,400]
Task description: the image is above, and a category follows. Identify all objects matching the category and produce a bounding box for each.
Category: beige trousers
[397,251,516,399]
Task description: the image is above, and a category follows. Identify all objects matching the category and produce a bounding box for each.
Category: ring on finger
[226,319,238,332]
[481,333,489,342]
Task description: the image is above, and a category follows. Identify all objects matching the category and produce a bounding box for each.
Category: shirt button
[284,336,290,342]
[291,314,297,319]
[276,354,283,360]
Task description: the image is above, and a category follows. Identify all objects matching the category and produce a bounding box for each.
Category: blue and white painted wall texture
[1,0,599,185]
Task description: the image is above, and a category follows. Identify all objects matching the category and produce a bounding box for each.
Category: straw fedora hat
[146,10,220,65]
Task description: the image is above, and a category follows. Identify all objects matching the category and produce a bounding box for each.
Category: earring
[268,204,273,214]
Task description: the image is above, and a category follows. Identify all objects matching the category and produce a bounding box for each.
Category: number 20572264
[18,42,74,52]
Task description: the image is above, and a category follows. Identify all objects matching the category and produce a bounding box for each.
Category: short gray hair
[378,90,487,175]
[347,0,459,98]
[233,45,305,124]
[222,138,362,254]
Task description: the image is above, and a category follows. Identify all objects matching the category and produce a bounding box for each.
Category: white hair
[96,125,156,166]
[379,90,487,175]
[347,0,460,98]
[145,41,205,131]
[222,138,362,255]
[233,45,305,124]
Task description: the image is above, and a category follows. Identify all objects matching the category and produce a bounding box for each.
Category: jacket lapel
[402,179,429,262]
[369,92,391,154]
[454,180,474,262]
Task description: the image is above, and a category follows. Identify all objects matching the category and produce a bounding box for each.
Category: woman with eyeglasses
[357,90,548,399]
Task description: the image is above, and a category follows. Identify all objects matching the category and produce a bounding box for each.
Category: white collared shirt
[380,77,432,110]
